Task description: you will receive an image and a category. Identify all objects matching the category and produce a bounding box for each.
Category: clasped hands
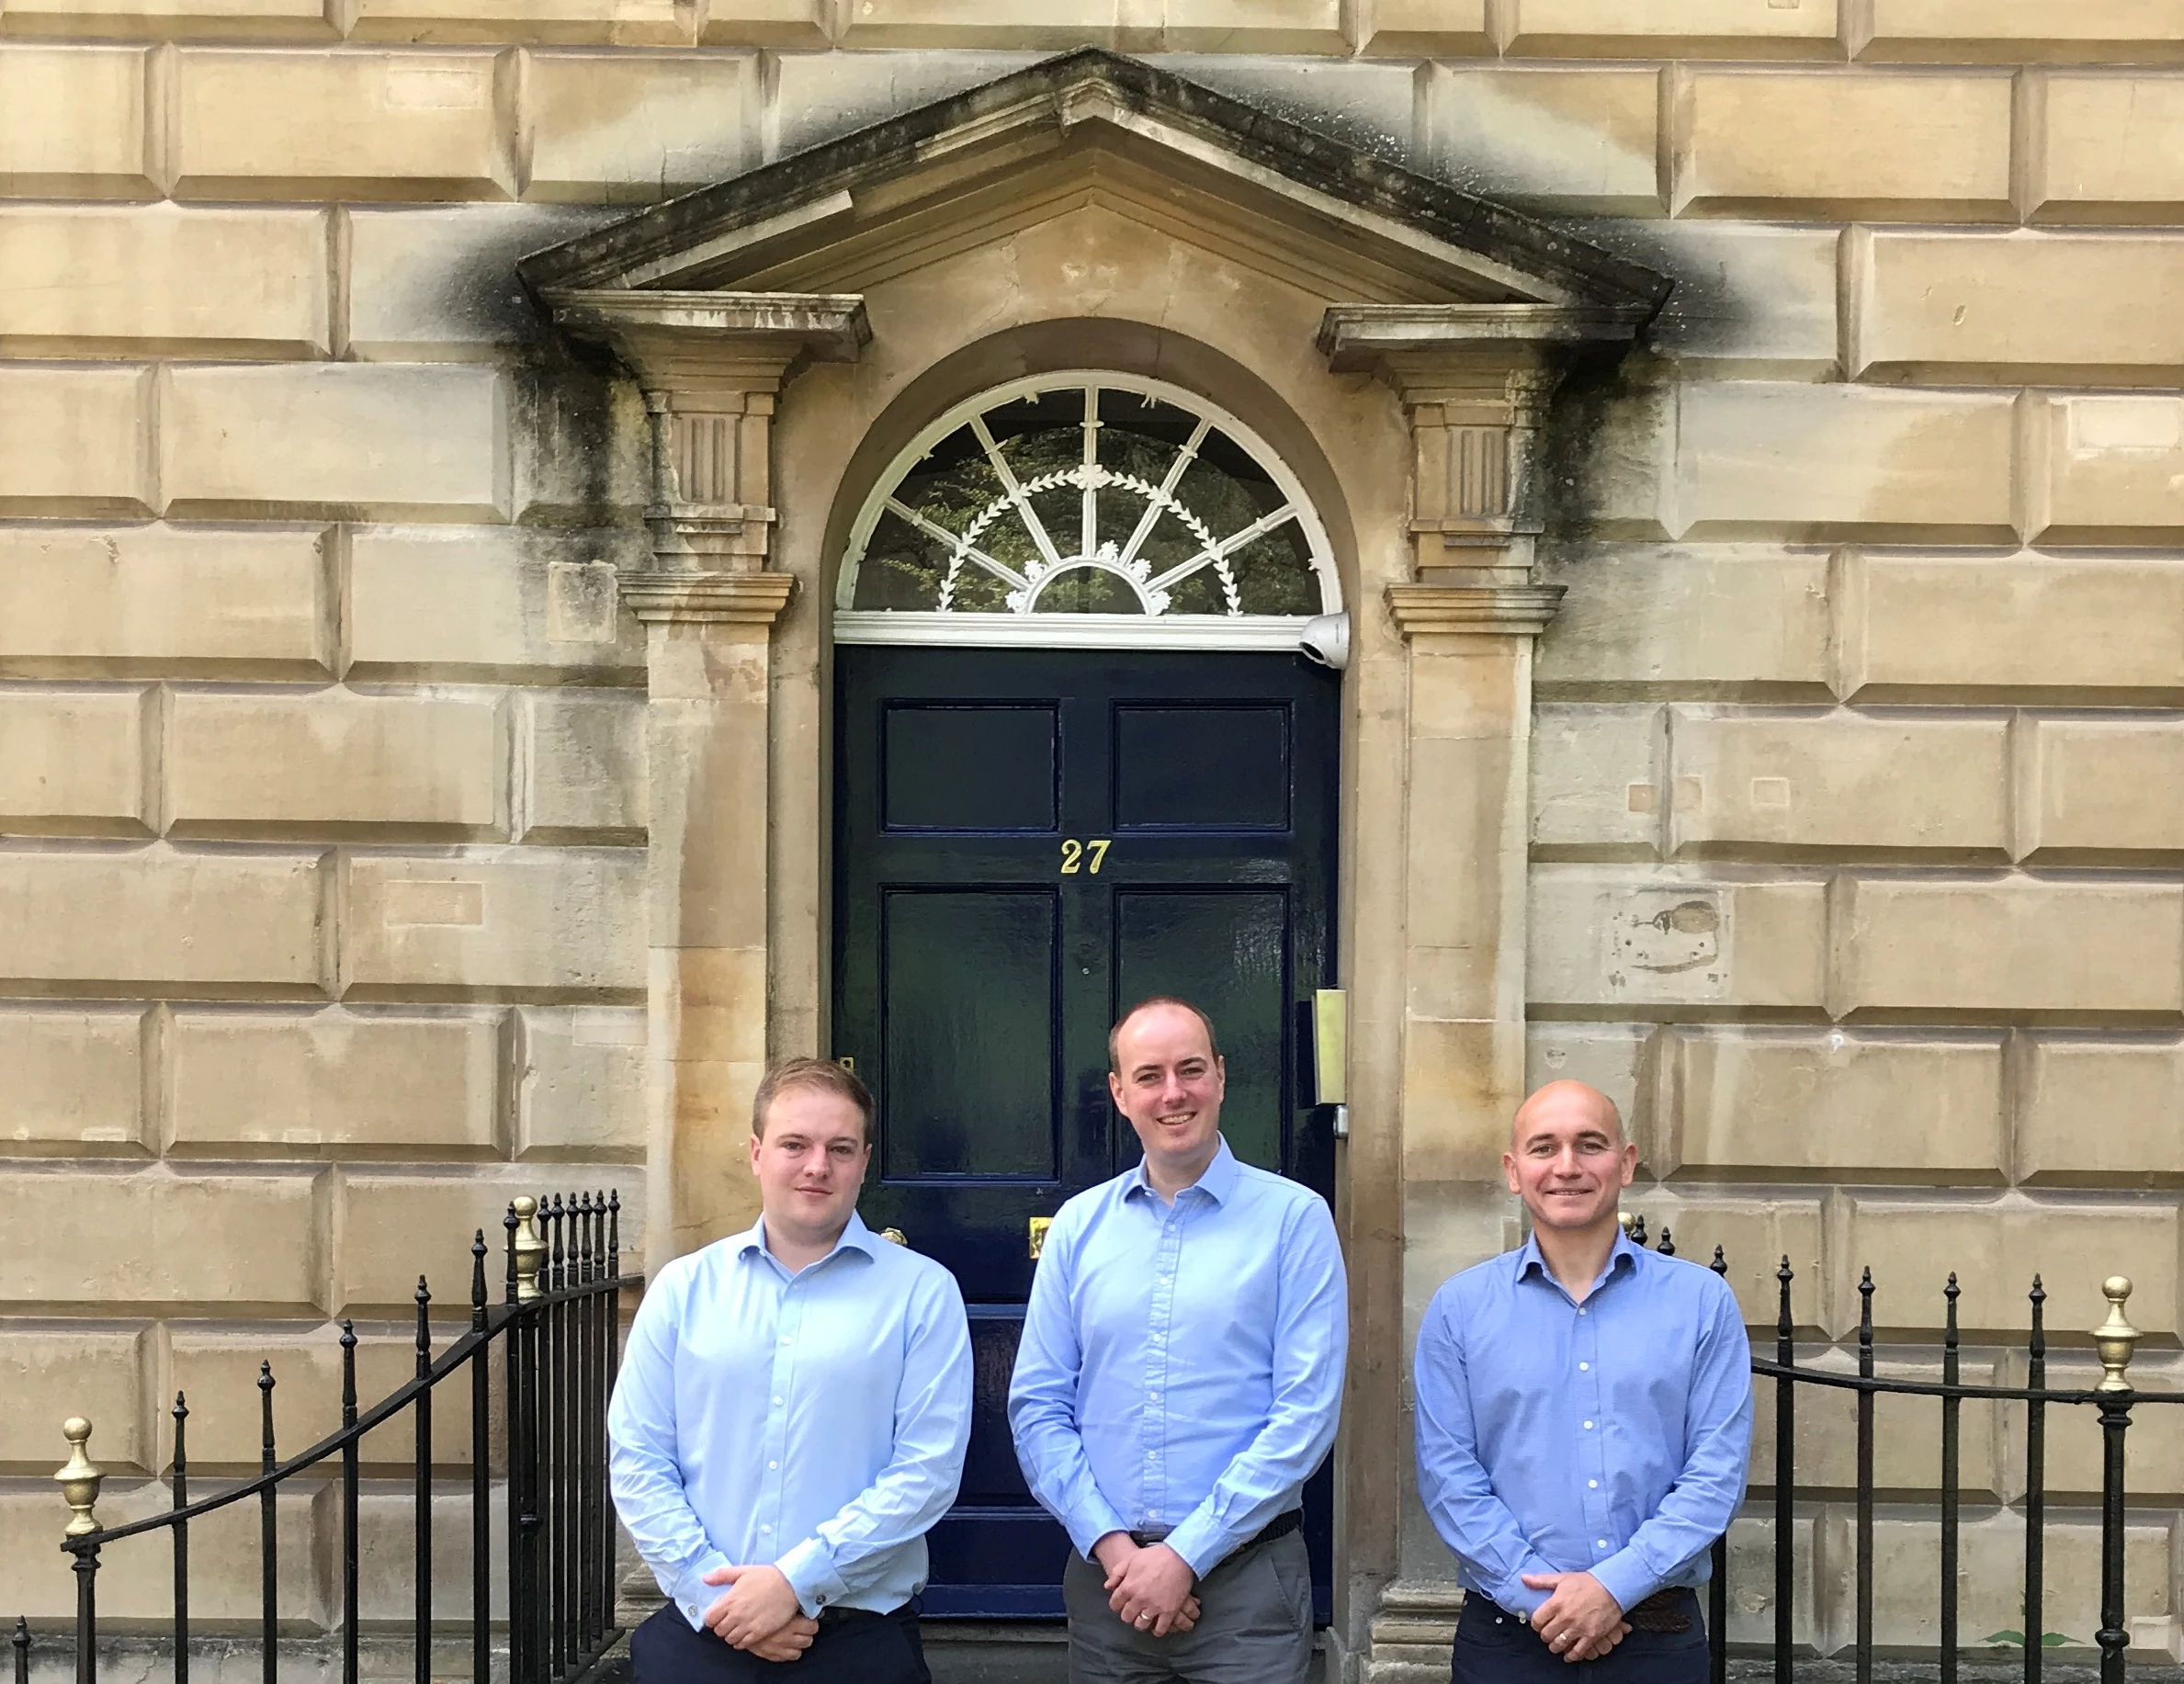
[700,1563,818,1661]
[1092,1532,1203,1638]
[1522,1570,1630,1664]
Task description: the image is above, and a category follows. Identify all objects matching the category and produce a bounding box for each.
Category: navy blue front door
[832,646,1340,1619]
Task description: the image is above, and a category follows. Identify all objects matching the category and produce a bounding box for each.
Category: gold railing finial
[513,1196,547,1303]
[2093,1275,2141,1393]
[56,1418,103,1538]
[1617,1210,1635,1236]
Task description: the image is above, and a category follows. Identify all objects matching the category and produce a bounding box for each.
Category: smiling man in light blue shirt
[1414,1079,1751,1684]
[1010,996,1348,1684]
[608,1057,974,1683]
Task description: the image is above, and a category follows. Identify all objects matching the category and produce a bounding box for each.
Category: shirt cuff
[775,1536,850,1618]
[1490,1575,1553,1618]
[670,1549,733,1632]
[1589,1549,1658,1616]
[1160,1513,1227,1579]
[1065,1496,1133,1564]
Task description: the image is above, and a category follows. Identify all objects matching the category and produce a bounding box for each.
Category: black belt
[1129,1509,1302,1553]
[814,1601,910,1633]
[1469,1587,1698,1635]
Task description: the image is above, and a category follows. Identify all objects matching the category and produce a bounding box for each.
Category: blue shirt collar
[1513,1226,1641,1297]
[1123,1135,1240,1205]
[737,1209,880,1270]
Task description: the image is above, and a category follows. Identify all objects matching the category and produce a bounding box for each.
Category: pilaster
[546,288,868,1267]
[1320,303,1647,1683]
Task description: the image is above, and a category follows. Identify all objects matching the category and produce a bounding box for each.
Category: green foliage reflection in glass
[850,382,1320,617]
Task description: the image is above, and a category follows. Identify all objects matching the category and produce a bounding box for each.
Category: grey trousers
[1062,1531,1314,1684]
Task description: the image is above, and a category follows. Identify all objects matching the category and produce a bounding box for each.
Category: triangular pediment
[518,49,1669,318]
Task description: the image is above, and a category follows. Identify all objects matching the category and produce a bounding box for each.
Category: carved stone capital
[1385,582,1565,639]
[546,288,869,573]
[619,570,798,627]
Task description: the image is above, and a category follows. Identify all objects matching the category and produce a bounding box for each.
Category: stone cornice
[619,570,798,627]
[1386,582,1566,638]
[1318,301,1651,377]
[543,288,870,390]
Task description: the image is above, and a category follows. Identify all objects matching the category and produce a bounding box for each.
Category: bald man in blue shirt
[1414,1080,1752,1684]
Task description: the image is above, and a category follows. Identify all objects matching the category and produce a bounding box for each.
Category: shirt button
[762,1524,773,1533]
[1579,1362,1590,1372]
[1597,1541,1608,1550]
[773,1396,784,1406]
[1584,1421,1594,1430]
[1579,1308,1588,1317]
[768,1460,778,1470]
[779,1336,790,1346]
[1589,1480,1599,1489]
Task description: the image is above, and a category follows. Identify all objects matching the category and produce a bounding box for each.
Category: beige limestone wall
[2,0,2183,1670]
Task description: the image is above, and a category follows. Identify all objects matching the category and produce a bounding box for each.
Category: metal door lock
[1028,1216,1053,1260]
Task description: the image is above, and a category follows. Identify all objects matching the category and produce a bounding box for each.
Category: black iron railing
[13,1190,628,1684]
[1618,1216,2179,1684]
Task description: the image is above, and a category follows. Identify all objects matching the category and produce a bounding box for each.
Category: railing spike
[1710,1244,1728,1276]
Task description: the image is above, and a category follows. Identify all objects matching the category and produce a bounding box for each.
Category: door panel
[834,647,1339,1620]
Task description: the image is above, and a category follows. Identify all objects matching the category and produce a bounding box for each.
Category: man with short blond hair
[1011,996,1347,1684]
[610,1056,973,1683]
[1414,1080,1752,1684]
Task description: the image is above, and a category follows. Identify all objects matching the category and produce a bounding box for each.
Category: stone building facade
[3,5,2184,1680]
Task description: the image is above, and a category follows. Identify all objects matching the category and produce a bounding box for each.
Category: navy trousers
[628,1601,931,1684]
[1449,1591,1707,1684]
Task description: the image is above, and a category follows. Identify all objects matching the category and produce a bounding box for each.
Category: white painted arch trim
[834,371,1341,650]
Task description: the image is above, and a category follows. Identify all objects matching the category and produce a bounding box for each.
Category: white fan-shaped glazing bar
[835,372,1341,638]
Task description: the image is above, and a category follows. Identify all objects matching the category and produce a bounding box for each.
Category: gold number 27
[1059,838,1113,876]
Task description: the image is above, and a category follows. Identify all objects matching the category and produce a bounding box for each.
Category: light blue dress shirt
[1007,1137,1348,1577]
[1413,1231,1753,1619]
[606,1213,974,1630]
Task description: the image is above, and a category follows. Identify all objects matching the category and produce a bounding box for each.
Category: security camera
[1299,612,1350,672]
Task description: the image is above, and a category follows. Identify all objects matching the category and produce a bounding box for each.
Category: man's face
[748,1084,871,1247]
[1108,1004,1225,1170]
[1503,1084,1637,1234]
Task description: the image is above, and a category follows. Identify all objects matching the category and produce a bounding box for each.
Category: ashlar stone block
[516,1006,646,1156]
[1,0,334,40]
[0,364,154,518]
[167,1008,503,1155]
[341,850,644,999]
[2013,1035,2184,1184]
[2032,73,2184,223]
[0,45,154,198]
[1675,69,2014,220]
[0,1008,145,1153]
[353,0,685,41]
[1831,875,2184,1019]
[0,525,332,680]
[0,1328,143,1472]
[1665,1028,2007,1180]
[1855,230,2184,384]
[1667,706,2010,857]
[357,1489,507,1622]
[1839,552,2184,700]
[345,526,645,679]
[1360,0,1488,54]
[2031,1352,2184,1500]
[1535,546,1832,697]
[168,687,504,839]
[344,204,610,359]
[334,1162,641,1313]
[1428,65,1660,215]
[1748,1348,2005,1498]
[1838,1192,2178,1339]
[1860,0,2184,64]
[0,848,324,995]
[0,1485,320,1625]
[0,206,329,357]
[835,0,1343,50]
[2021,716,2184,862]
[522,51,755,201]
[1528,865,1828,1012]
[0,1167,322,1312]
[161,364,509,522]
[1597,1189,1826,1328]
[697,0,827,42]
[0,688,151,837]
[1509,0,1840,57]
[764,47,1042,157]
[1675,383,2017,541]
[2026,392,2184,546]
[522,689,646,839]
[170,1326,471,1469]
[1590,222,1840,374]
[174,49,516,199]
[1530,703,1662,856]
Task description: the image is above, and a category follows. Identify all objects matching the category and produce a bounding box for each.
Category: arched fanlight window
[834,374,1340,649]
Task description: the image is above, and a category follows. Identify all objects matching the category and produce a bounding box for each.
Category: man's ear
[1108,1068,1126,1112]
